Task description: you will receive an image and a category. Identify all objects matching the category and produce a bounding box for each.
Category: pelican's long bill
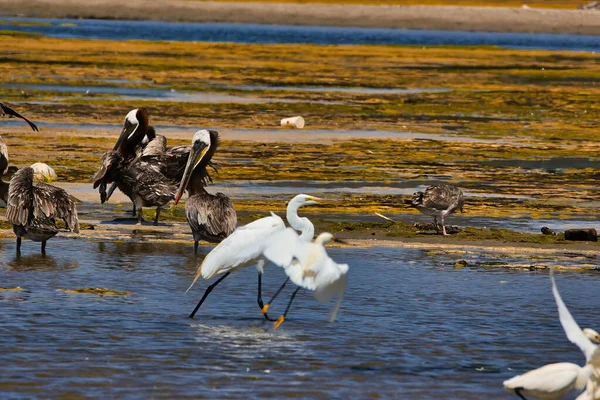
[174,142,209,205]
[113,119,138,152]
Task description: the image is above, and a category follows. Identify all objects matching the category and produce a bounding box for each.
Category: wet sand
[1,0,599,35]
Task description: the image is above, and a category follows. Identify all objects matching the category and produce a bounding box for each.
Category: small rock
[564,228,598,242]
[454,260,469,268]
[541,226,556,235]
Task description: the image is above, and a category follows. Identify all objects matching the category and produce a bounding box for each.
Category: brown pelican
[174,130,236,253]
[91,150,177,225]
[6,164,79,254]
[410,184,464,236]
[1,102,39,132]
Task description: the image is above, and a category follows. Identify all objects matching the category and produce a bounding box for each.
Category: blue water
[1,17,599,51]
[1,238,598,398]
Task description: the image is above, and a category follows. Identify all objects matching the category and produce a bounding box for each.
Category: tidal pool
[1,238,597,398]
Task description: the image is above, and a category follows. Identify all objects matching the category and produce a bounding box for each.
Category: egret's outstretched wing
[550,270,597,362]
[503,362,589,399]
[262,227,304,271]
[263,228,349,321]
[188,213,285,290]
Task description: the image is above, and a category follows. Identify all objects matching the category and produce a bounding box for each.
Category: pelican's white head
[30,162,56,183]
[174,129,214,205]
[125,108,138,124]
[584,328,600,343]
[192,129,211,148]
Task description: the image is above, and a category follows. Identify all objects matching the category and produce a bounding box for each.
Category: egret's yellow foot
[273,316,285,330]
[261,304,270,314]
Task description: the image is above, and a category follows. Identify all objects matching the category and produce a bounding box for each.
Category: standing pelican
[1,102,39,132]
[186,194,321,320]
[91,150,176,225]
[174,129,236,253]
[410,184,464,235]
[6,164,79,254]
[262,230,349,329]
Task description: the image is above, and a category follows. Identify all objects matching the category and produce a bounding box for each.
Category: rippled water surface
[1,18,599,51]
[1,238,598,398]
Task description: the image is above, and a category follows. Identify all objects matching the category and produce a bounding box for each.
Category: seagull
[409,183,464,235]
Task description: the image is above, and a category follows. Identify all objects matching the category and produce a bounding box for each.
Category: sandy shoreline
[1,0,599,35]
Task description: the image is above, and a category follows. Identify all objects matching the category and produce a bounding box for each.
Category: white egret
[503,362,594,400]
[186,194,321,320]
[262,229,349,329]
[503,270,600,400]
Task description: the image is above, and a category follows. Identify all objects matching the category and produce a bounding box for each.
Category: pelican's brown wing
[0,103,39,132]
[6,167,34,226]
[33,182,80,233]
[185,192,237,242]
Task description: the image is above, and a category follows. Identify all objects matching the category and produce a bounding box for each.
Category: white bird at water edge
[503,270,600,400]
[261,229,349,329]
[185,194,322,321]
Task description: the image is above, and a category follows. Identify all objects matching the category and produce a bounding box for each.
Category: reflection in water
[1,239,599,398]
[8,253,60,270]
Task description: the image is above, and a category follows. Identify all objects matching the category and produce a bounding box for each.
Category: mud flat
[1,0,600,35]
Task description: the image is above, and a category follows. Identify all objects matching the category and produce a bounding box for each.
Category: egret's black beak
[113,120,138,152]
[174,142,209,205]
[333,237,348,245]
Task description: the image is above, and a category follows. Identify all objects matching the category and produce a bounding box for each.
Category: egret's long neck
[287,202,314,241]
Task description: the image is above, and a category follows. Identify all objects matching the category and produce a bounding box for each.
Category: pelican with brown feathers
[174,129,236,253]
[6,163,79,254]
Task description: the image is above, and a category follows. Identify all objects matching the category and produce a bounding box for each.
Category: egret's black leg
[189,271,231,319]
[514,388,528,400]
[258,274,283,322]
[16,236,21,254]
[194,241,198,255]
[131,203,136,217]
[154,208,161,226]
[41,240,47,254]
[261,277,290,318]
[137,207,143,225]
[274,286,300,330]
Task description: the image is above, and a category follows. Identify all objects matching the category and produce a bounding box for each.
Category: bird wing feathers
[33,183,80,233]
[263,227,349,321]
[0,103,39,132]
[503,362,584,398]
[550,270,598,363]
[187,213,286,290]
[185,192,237,238]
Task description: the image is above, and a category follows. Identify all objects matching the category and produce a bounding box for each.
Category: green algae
[57,287,131,297]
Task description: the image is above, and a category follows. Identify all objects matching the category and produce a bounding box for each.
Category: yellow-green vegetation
[57,287,131,296]
[184,0,581,9]
[0,287,22,292]
[0,35,599,243]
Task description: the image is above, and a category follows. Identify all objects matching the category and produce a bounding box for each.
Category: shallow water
[2,83,346,105]
[1,239,598,398]
[1,18,599,52]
